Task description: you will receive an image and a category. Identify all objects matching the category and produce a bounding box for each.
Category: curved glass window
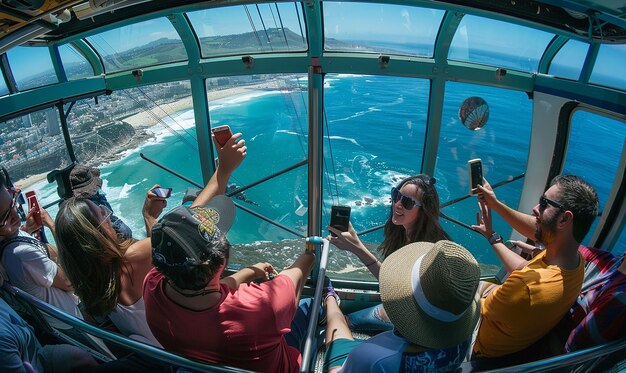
[449,16,553,72]
[86,18,186,73]
[562,110,626,247]
[437,82,533,273]
[65,81,194,239]
[323,74,430,280]
[590,44,626,91]
[615,229,626,256]
[187,3,307,57]
[0,72,8,96]
[58,44,94,80]
[549,39,587,80]
[205,74,308,271]
[2,108,69,189]
[323,2,444,57]
[6,46,58,91]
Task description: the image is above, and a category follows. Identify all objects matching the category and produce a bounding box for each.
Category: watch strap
[488,232,503,245]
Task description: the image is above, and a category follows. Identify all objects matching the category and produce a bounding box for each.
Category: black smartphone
[329,205,351,237]
[151,187,172,198]
[211,125,233,147]
[468,158,483,195]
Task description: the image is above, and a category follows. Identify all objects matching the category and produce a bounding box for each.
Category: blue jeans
[346,304,393,332]
[284,298,324,353]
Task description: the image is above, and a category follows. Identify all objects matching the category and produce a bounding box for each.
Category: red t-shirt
[143,268,301,372]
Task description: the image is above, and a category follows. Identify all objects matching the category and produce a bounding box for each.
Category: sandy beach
[123,81,286,128]
[15,80,291,189]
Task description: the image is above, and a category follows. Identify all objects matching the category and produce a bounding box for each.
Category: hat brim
[380,241,480,349]
[72,176,102,197]
[198,195,235,234]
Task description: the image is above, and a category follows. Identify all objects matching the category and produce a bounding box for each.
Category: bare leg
[325,296,354,347]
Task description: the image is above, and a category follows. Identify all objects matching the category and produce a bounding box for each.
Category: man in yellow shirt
[471,175,598,358]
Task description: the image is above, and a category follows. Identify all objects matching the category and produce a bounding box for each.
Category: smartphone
[25,191,42,228]
[468,158,483,195]
[329,205,351,237]
[211,125,233,147]
[151,187,172,198]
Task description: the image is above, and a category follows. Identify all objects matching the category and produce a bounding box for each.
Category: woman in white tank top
[54,187,166,347]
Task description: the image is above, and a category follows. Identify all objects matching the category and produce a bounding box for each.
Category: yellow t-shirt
[473,250,584,357]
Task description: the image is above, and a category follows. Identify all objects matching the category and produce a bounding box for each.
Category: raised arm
[472,200,529,272]
[328,222,380,279]
[476,180,537,241]
[277,248,316,300]
[143,185,167,237]
[191,132,247,208]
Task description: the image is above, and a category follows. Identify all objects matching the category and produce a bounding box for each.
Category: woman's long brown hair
[378,174,450,259]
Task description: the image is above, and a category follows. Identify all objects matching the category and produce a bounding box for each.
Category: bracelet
[364,259,378,267]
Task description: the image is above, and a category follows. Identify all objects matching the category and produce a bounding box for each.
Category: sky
[3,2,625,90]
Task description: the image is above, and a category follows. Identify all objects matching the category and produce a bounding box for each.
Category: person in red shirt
[143,131,316,373]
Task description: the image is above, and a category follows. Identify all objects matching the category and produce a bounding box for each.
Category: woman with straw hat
[322,240,480,372]
[328,174,450,332]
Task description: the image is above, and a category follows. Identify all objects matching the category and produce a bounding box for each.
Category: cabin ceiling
[0,0,626,55]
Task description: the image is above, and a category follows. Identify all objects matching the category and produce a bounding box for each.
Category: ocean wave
[326,135,360,146]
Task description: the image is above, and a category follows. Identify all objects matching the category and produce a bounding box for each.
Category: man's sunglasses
[539,195,564,211]
[391,187,423,210]
[0,189,20,228]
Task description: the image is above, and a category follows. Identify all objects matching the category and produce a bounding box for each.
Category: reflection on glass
[323,2,443,57]
[1,108,69,189]
[449,16,553,72]
[206,74,309,270]
[438,81,532,272]
[188,3,307,57]
[459,96,490,130]
[549,39,587,80]
[0,71,8,96]
[59,44,94,80]
[590,44,626,91]
[562,110,626,246]
[6,46,58,91]
[614,230,626,256]
[86,18,186,73]
[322,74,429,280]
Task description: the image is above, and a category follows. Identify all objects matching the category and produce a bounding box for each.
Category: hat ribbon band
[411,254,466,323]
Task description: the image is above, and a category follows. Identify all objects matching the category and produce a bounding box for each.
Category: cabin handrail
[0,283,251,373]
[474,338,626,372]
[357,173,525,236]
[300,236,330,373]
[140,152,307,238]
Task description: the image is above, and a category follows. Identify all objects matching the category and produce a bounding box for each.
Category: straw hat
[380,240,481,349]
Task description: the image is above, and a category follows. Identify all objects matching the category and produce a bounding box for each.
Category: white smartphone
[211,125,233,147]
[468,158,483,195]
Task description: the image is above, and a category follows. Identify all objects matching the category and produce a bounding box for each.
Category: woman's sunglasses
[391,187,423,210]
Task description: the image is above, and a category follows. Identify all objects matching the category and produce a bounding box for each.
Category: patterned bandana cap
[151,195,235,268]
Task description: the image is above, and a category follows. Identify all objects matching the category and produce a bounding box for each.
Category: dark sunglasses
[391,187,423,210]
[0,189,20,228]
[539,195,564,211]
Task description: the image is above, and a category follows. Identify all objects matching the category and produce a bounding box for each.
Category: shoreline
[15,80,291,189]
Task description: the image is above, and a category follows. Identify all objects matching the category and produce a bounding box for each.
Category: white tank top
[108,297,162,347]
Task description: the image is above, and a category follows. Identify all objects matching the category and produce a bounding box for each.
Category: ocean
[26,74,625,280]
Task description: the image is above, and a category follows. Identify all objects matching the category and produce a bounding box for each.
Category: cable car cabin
[0,0,625,372]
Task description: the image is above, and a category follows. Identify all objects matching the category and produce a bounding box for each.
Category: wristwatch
[488,232,503,245]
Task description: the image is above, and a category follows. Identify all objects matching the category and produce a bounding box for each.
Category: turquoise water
[26,75,623,277]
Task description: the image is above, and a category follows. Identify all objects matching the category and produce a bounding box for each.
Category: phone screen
[468,159,483,194]
[329,205,351,237]
[25,191,42,227]
[151,187,172,198]
[212,125,232,147]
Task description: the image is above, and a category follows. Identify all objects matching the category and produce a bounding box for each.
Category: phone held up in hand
[468,158,483,195]
[25,191,47,242]
[329,205,351,237]
[211,125,233,147]
[151,187,172,198]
